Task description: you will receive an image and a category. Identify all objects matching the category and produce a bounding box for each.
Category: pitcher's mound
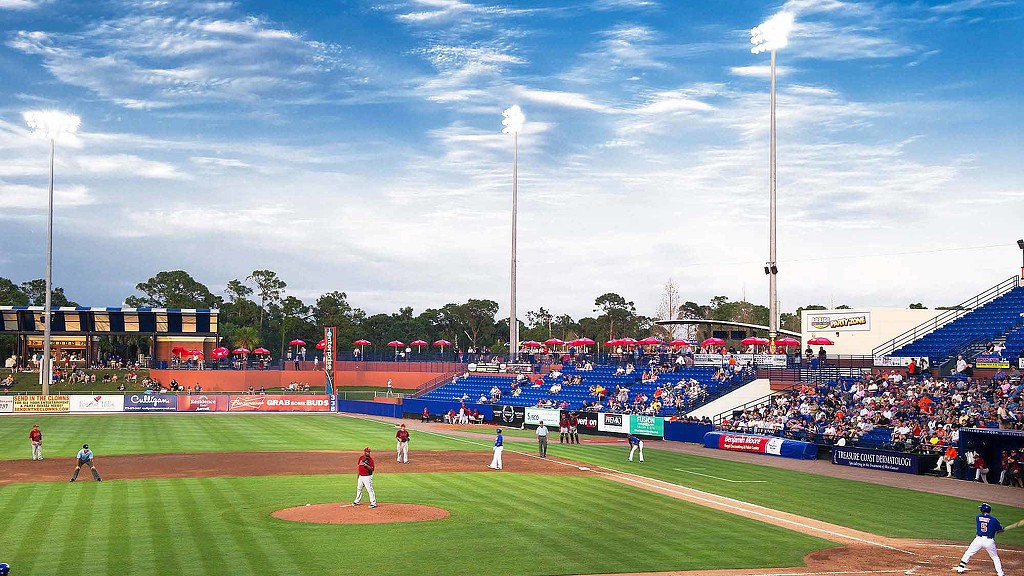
[272,503,449,525]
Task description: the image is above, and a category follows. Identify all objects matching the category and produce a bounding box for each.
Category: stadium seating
[890,286,1024,366]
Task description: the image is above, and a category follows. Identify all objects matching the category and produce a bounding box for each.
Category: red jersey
[396,429,410,442]
[30,429,42,442]
[358,454,375,476]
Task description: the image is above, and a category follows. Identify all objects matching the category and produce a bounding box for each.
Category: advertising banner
[468,363,501,373]
[324,326,336,396]
[629,414,664,437]
[493,405,526,428]
[228,395,333,412]
[831,446,920,474]
[177,395,230,412]
[597,412,629,434]
[806,311,871,332]
[975,356,1010,369]
[692,353,786,368]
[569,411,599,433]
[505,363,534,373]
[123,394,178,412]
[703,432,817,460]
[0,397,12,413]
[874,356,915,367]
[69,395,125,413]
[1020,358,1024,369]
[13,395,70,413]
[524,407,560,427]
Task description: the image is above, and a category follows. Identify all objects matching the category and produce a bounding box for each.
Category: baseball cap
[363,447,371,452]
[496,428,502,433]
[83,444,89,449]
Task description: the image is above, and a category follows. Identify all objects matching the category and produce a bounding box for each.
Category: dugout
[957,427,1024,483]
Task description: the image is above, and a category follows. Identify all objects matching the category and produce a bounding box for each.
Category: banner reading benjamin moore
[228,395,332,412]
[629,414,664,437]
[805,311,871,332]
[123,394,178,412]
[70,395,125,413]
[177,395,230,412]
[493,405,525,428]
[597,412,629,434]
[13,395,70,413]
[703,432,817,460]
[524,407,560,427]
[831,446,920,474]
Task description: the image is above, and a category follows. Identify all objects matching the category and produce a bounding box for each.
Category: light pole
[750,12,793,348]
[24,110,80,396]
[1017,239,1024,281]
[502,105,525,362]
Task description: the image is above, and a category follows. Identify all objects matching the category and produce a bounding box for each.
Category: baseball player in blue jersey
[956,503,1004,576]
[627,434,644,462]
[488,428,503,469]
[70,444,101,482]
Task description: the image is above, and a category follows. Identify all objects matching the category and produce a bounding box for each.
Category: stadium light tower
[750,12,794,346]
[24,110,80,396]
[502,104,525,362]
[1017,239,1024,280]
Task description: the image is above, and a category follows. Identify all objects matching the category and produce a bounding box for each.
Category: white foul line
[674,468,768,483]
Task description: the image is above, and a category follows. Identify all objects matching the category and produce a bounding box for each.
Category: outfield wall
[0,394,336,413]
[148,369,443,391]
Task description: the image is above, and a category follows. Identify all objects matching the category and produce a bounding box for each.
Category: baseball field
[0,413,1021,576]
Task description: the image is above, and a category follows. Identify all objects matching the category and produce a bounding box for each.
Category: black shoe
[97,478,102,482]
[69,479,75,482]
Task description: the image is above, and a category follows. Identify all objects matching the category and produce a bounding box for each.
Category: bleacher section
[417,363,754,415]
[1003,323,1024,359]
[890,285,1024,366]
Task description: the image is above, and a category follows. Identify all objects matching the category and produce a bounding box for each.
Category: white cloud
[190,156,251,168]
[513,87,611,112]
[729,65,793,78]
[592,0,659,10]
[0,0,47,9]
[0,183,93,209]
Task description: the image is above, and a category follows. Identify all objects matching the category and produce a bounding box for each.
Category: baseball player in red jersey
[396,424,410,463]
[30,424,43,461]
[353,447,377,508]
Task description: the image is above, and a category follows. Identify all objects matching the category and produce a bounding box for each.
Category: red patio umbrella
[522,341,542,348]
[670,339,691,348]
[605,338,621,347]
[211,347,229,359]
[410,339,428,352]
[618,337,638,346]
[700,337,725,348]
[253,347,271,355]
[387,340,404,347]
[432,339,451,354]
[354,339,372,346]
[807,337,834,346]
[289,339,305,346]
[171,345,188,357]
[741,337,770,346]
[638,336,663,346]
[315,339,326,350]
[544,338,564,347]
[576,337,595,346]
[187,349,204,358]
[232,347,250,355]
[775,337,800,347]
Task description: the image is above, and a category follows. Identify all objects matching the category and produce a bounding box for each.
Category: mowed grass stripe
[55,482,97,575]
[106,482,133,576]
[559,443,1024,545]
[168,480,229,576]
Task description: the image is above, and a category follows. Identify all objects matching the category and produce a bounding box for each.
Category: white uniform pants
[354,475,376,506]
[629,441,644,462]
[31,441,42,460]
[490,446,503,469]
[961,536,1002,574]
[397,440,408,463]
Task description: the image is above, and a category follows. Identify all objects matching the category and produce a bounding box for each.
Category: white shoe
[370,504,377,508]
[488,465,497,469]
[954,567,964,574]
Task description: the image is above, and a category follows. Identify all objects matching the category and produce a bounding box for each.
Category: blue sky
[0,0,1021,319]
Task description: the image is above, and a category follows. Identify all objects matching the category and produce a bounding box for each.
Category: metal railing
[710,381,804,425]
[872,275,1021,358]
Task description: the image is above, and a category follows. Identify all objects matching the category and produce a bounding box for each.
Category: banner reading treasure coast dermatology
[228,395,332,412]
[13,395,70,413]
[123,394,178,412]
[69,395,125,413]
[831,446,920,474]
[524,407,560,426]
[629,414,664,437]
[177,395,230,412]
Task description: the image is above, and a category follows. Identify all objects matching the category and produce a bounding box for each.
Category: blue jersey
[77,449,93,461]
[976,514,1002,537]
[494,434,503,447]
[628,435,641,446]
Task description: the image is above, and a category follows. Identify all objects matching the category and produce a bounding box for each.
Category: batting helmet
[363,447,371,453]
[980,503,992,513]
[0,561,10,575]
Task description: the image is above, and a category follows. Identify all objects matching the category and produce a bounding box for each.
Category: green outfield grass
[0,473,831,576]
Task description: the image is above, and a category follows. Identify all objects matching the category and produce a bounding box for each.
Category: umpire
[70,444,102,482]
